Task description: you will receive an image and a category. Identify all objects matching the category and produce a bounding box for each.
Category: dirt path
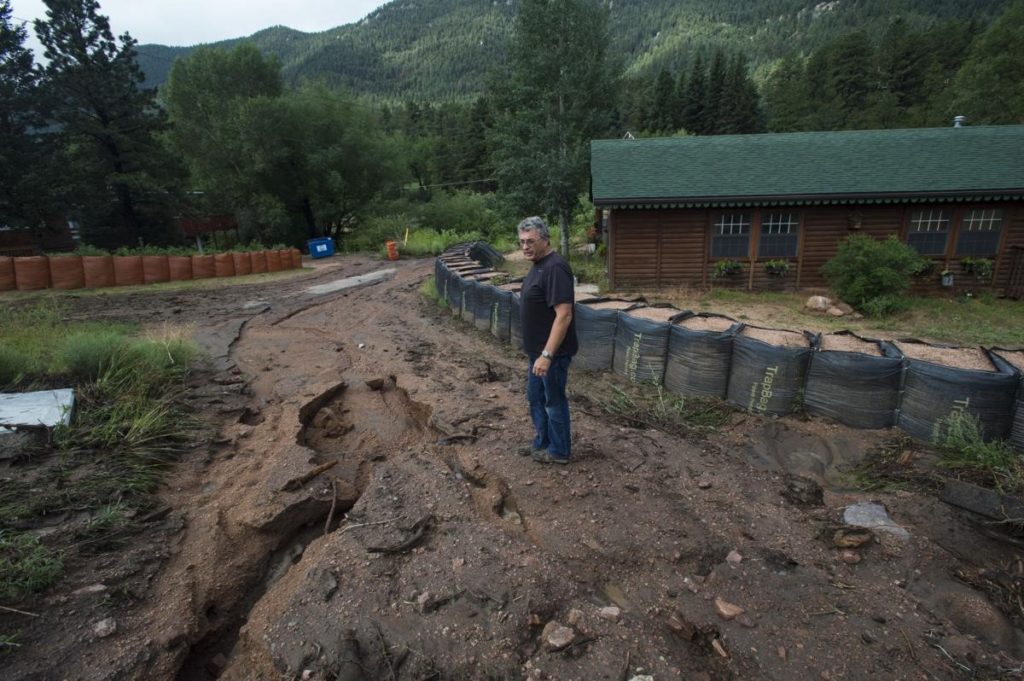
[5,254,1024,680]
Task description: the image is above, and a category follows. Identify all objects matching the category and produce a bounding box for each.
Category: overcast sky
[10,0,391,53]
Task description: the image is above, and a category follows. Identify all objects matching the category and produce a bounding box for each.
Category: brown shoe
[531,450,569,465]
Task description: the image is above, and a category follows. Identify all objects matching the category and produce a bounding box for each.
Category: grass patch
[0,304,199,599]
[934,411,1024,497]
[579,379,731,436]
[419,276,444,308]
[0,531,63,602]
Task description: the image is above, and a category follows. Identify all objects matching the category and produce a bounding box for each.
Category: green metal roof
[591,126,1024,208]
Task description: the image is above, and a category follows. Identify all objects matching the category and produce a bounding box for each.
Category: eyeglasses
[519,238,542,247]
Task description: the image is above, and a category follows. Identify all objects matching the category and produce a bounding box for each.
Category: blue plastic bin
[307,237,335,259]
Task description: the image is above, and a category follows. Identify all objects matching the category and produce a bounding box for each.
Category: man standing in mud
[518,216,578,465]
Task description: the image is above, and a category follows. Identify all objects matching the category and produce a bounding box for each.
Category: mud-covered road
[6,255,1024,681]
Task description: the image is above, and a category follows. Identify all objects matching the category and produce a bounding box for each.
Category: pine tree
[671,68,687,131]
[720,53,763,134]
[0,1,54,232]
[646,67,676,133]
[704,49,728,135]
[951,0,1024,124]
[490,0,618,257]
[681,53,707,134]
[35,0,184,246]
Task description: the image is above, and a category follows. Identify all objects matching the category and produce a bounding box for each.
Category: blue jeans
[526,353,572,460]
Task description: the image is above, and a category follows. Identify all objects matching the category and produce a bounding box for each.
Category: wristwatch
[541,350,552,359]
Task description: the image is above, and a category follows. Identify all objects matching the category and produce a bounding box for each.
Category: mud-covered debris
[711,638,729,658]
[781,475,824,507]
[726,550,743,567]
[92,618,116,638]
[666,610,696,640]
[365,514,432,554]
[833,527,874,548]
[318,569,338,601]
[541,621,575,651]
[697,477,713,489]
[840,549,862,565]
[567,609,585,626]
[365,378,385,391]
[629,676,654,681]
[599,606,621,622]
[280,460,338,492]
[714,597,745,621]
[72,583,108,597]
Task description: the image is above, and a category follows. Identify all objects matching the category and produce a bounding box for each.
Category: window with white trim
[758,212,799,258]
[955,209,1004,256]
[906,209,950,256]
[710,213,751,258]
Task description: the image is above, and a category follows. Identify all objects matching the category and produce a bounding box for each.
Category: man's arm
[532,302,573,376]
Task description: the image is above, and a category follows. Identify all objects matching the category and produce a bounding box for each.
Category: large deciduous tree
[35,0,184,246]
[490,0,618,257]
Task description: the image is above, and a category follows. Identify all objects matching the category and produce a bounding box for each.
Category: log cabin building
[590,125,1024,295]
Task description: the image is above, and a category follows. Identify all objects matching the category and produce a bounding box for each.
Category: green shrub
[0,531,63,601]
[934,410,1024,497]
[822,235,928,317]
[60,331,128,382]
[73,244,110,256]
[0,344,35,388]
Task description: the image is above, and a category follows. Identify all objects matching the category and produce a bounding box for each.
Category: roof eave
[594,188,1024,208]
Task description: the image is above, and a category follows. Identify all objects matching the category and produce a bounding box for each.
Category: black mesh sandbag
[726,327,814,416]
[894,340,1018,442]
[447,273,465,313]
[573,301,633,372]
[491,288,513,342]
[664,313,740,399]
[510,292,523,351]
[804,331,903,429]
[474,282,495,331]
[460,278,478,323]
[469,241,505,268]
[991,349,1024,451]
[612,309,676,385]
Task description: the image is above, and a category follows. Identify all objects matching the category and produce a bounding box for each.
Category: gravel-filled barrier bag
[469,241,504,268]
[473,282,496,331]
[574,299,635,372]
[491,288,513,342]
[612,305,681,385]
[726,326,814,416]
[991,349,1024,451]
[892,339,1018,442]
[510,291,523,351]
[460,277,478,323]
[664,313,740,399]
[447,273,465,314]
[804,331,903,429]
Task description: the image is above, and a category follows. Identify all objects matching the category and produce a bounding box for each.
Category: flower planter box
[167,256,192,281]
[112,255,144,286]
[82,255,115,288]
[142,255,170,284]
[0,256,15,291]
[232,252,252,276]
[191,254,215,279]
[214,253,235,278]
[49,255,85,290]
[15,256,52,290]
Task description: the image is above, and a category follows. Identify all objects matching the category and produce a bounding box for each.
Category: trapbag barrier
[804,331,903,429]
[612,308,678,385]
[460,277,478,323]
[473,280,495,332]
[664,313,740,399]
[990,349,1024,451]
[491,287,513,343]
[573,300,634,372]
[510,291,523,351]
[726,327,814,416]
[893,340,1018,442]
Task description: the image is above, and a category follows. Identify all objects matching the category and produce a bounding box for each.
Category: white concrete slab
[0,389,75,429]
[305,268,396,296]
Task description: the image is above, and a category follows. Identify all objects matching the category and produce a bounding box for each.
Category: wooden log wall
[608,201,1024,295]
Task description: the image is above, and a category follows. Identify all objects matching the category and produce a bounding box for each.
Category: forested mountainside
[136,0,1010,100]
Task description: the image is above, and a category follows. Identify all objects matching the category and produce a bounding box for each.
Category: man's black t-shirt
[520,251,578,357]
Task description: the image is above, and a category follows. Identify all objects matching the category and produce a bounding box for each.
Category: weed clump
[934,411,1024,497]
[0,531,63,602]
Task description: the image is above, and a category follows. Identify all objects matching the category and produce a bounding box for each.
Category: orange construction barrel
[386,240,399,261]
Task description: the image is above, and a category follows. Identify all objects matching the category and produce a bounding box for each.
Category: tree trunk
[559,209,570,265]
[302,196,318,240]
